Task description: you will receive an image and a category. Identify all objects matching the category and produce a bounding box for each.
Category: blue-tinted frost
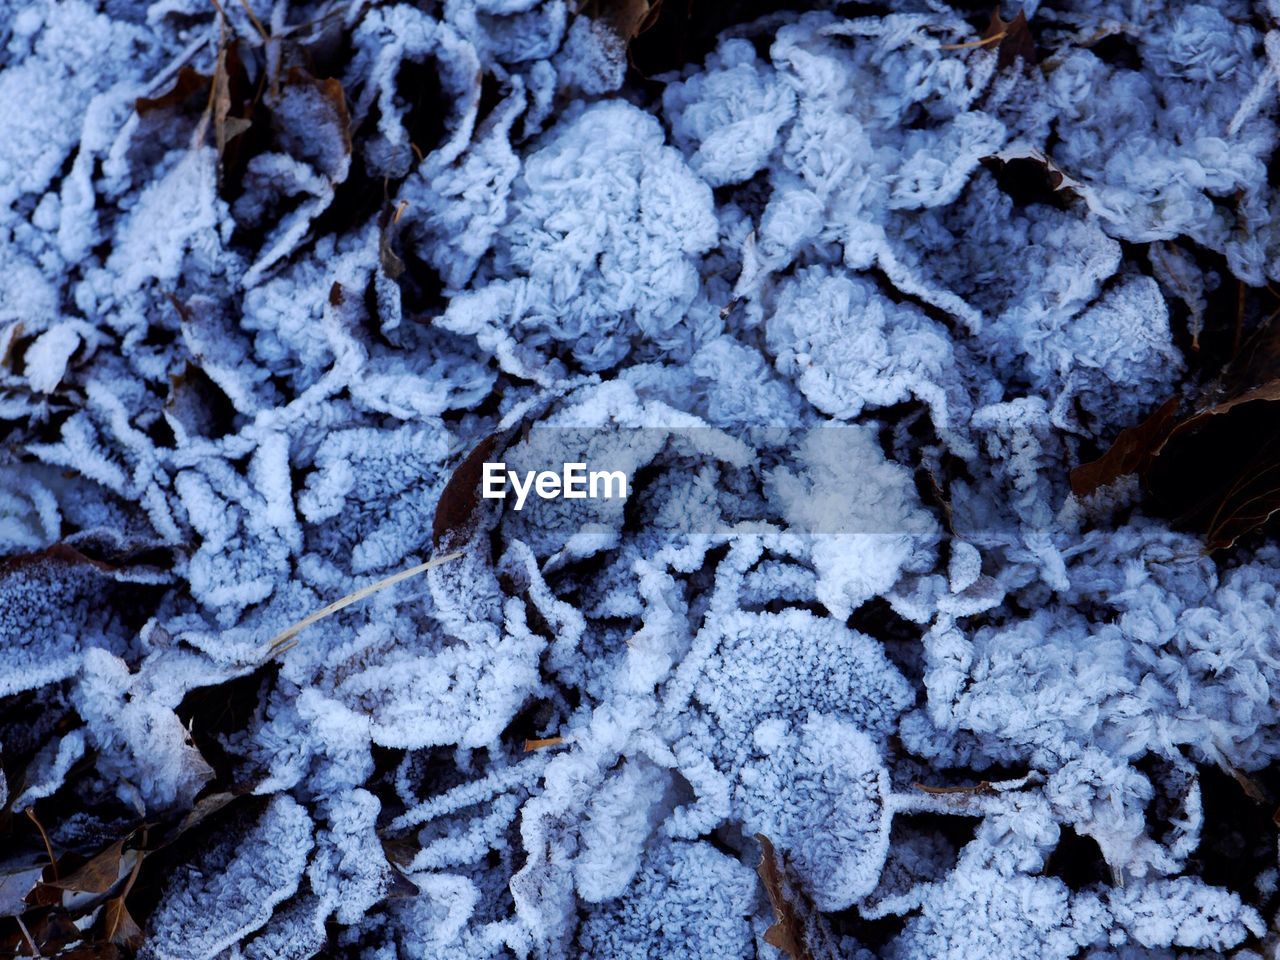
[2,0,1279,957]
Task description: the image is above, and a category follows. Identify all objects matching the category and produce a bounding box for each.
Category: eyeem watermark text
[482,462,629,511]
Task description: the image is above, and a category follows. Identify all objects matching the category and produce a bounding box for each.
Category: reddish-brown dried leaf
[982,6,1036,69]
[432,432,505,550]
[1070,397,1180,496]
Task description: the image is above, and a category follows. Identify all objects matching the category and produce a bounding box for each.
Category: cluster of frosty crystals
[1,0,1279,957]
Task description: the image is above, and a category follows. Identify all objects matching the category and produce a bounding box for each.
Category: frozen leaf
[578,841,756,959]
[737,716,892,911]
[145,795,313,960]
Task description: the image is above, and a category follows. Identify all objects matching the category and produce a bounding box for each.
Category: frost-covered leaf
[144,795,313,960]
[577,841,756,960]
[737,715,892,911]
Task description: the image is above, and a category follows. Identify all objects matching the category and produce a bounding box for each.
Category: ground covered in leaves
[3,0,1280,957]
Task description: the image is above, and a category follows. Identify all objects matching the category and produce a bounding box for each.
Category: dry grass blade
[24,809,57,882]
[939,32,1004,51]
[15,914,39,957]
[234,0,270,43]
[264,551,463,657]
[522,736,564,752]
[912,780,996,796]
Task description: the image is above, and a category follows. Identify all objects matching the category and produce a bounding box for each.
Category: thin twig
[25,807,58,881]
[264,551,464,657]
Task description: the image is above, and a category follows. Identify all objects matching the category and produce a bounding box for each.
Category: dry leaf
[378,218,406,280]
[43,840,125,895]
[432,432,507,550]
[582,0,663,46]
[101,896,143,949]
[983,144,1085,199]
[212,33,253,162]
[755,834,813,960]
[284,68,352,158]
[1073,311,1280,548]
[135,67,212,115]
[1070,397,1179,496]
[522,736,564,752]
[982,6,1036,70]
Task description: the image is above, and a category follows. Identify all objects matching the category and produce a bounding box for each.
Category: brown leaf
[1201,439,1280,550]
[1070,397,1179,496]
[385,869,421,900]
[43,840,125,895]
[432,432,506,550]
[583,0,663,46]
[56,944,124,960]
[0,320,22,370]
[982,6,1036,70]
[212,36,252,162]
[755,834,813,960]
[0,542,118,577]
[1155,380,1280,454]
[135,66,212,115]
[16,908,80,955]
[1080,302,1280,548]
[101,896,144,949]
[378,221,406,280]
[380,836,418,869]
